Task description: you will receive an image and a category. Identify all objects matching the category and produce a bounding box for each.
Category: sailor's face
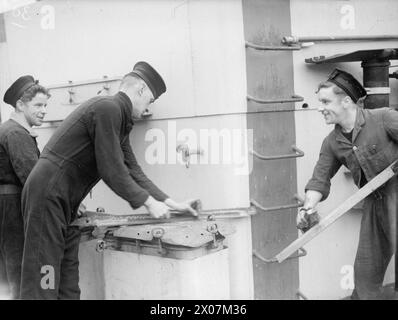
[317,87,346,125]
[21,93,48,127]
[132,85,155,119]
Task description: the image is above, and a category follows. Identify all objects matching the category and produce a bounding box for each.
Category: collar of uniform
[334,108,365,144]
[115,91,135,129]
[9,112,38,138]
[352,108,365,142]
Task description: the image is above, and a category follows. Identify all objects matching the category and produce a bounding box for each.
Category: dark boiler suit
[0,118,40,299]
[20,92,168,299]
[306,107,398,299]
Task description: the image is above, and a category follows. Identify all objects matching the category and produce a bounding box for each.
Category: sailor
[298,68,398,299]
[0,75,49,299]
[20,61,197,299]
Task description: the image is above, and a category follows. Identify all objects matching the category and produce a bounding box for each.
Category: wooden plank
[276,160,398,263]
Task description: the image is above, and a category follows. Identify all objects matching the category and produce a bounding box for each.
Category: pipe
[247,94,304,104]
[39,104,313,128]
[282,35,398,45]
[245,41,301,51]
[362,60,391,109]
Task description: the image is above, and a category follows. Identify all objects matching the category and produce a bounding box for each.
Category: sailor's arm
[297,138,341,232]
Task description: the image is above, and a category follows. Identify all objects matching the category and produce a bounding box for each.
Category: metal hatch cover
[111,220,236,248]
[305,48,398,64]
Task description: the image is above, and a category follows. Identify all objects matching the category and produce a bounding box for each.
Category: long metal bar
[252,247,307,263]
[47,76,122,90]
[282,35,398,45]
[38,104,315,128]
[245,41,301,51]
[72,206,256,229]
[250,194,304,213]
[250,145,304,161]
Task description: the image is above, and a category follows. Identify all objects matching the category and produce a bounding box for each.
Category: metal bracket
[206,223,219,249]
[63,81,83,105]
[97,76,111,96]
[47,75,122,106]
[47,76,122,90]
[296,289,309,300]
[135,239,141,252]
[152,227,166,255]
[252,247,307,263]
[245,41,301,51]
[250,194,304,212]
[250,145,304,161]
[96,239,107,252]
[247,94,304,104]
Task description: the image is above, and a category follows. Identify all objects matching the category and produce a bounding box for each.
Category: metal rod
[47,76,122,90]
[38,104,314,128]
[252,250,277,263]
[250,199,302,212]
[247,94,304,104]
[250,193,304,212]
[72,206,256,228]
[245,41,301,51]
[282,35,398,45]
[250,145,305,161]
[253,247,307,264]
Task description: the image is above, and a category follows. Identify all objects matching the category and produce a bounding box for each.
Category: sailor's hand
[297,207,320,233]
[144,196,170,219]
[77,202,87,217]
[164,198,198,217]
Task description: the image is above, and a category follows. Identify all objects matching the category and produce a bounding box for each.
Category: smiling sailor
[0,75,49,299]
[297,68,398,299]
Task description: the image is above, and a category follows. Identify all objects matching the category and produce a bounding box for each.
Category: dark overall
[306,107,398,299]
[20,92,168,299]
[0,119,39,299]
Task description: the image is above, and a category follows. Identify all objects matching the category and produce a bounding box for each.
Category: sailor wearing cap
[20,62,198,299]
[0,75,49,299]
[297,68,398,299]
